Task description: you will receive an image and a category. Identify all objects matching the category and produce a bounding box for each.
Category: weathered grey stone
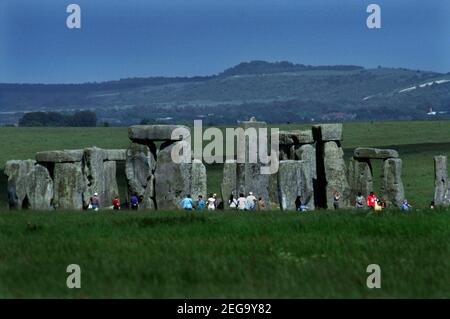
[103,161,119,207]
[434,156,449,206]
[35,150,84,163]
[221,160,237,208]
[235,117,270,205]
[191,159,207,201]
[4,160,36,209]
[26,164,53,210]
[323,141,351,208]
[53,162,85,209]
[83,147,105,207]
[279,145,291,160]
[291,144,317,179]
[129,125,191,142]
[277,161,314,211]
[278,130,314,145]
[313,123,343,141]
[140,174,155,210]
[154,141,194,210]
[354,147,399,160]
[125,143,156,197]
[103,149,127,161]
[381,158,405,208]
[348,158,373,205]
[268,171,279,209]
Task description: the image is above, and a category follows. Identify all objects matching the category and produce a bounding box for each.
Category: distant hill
[1,61,449,125]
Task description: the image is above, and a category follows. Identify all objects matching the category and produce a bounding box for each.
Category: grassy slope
[1,210,450,298]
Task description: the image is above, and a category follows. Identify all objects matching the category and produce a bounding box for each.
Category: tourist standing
[112,196,120,210]
[333,191,341,210]
[130,193,139,210]
[246,192,257,210]
[401,199,412,211]
[207,193,216,211]
[90,193,100,211]
[355,192,365,209]
[180,195,193,210]
[257,197,266,210]
[197,195,206,210]
[228,194,238,209]
[237,193,247,211]
[367,192,377,209]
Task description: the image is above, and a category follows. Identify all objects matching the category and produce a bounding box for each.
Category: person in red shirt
[367,192,378,208]
[112,196,120,210]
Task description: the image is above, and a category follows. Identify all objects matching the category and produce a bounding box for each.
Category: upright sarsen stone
[26,164,53,210]
[277,160,314,211]
[434,156,449,206]
[221,160,237,208]
[381,158,405,208]
[4,160,36,209]
[191,159,207,202]
[53,162,85,210]
[323,141,350,208]
[125,143,156,197]
[348,157,373,203]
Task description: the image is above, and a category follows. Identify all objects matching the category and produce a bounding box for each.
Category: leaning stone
[26,164,54,210]
[129,125,191,142]
[434,156,449,206]
[53,162,85,210]
[323,141,351,208]
[4,160,36,209]
[381,158,405,208]
[313,124,343,142]
[36,150,84,163]
[354,147,399,160]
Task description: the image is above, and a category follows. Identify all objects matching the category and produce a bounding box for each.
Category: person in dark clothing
[130,193,139,210]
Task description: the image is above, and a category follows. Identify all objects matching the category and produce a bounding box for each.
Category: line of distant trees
[18,111,97,127]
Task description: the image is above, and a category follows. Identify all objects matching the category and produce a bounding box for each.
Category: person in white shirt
[246,192,257,210]
[237,193,247,210]
[207,193,216,210]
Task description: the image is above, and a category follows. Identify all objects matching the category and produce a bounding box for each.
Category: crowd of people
[86,190,414,212]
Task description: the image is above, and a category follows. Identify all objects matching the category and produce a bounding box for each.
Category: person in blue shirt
[400,199,412,211]
[181,195,194,210]
[196,195,206,210]
[130,193,139,210]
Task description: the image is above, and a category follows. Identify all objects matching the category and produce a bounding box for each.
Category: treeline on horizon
[18,111,97,127]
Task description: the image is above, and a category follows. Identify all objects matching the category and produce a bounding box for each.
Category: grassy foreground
[1,209,450,298]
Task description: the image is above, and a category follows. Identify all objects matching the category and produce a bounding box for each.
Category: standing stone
[268,171,279,209]
[26,164,53,210]
[313,123,343,142]
[141,174,155,210]
[4,160,36,209]
[277,161,314,211]
[53,162,85,210]
[83,147,106,207]
[221,160,237,207]
[154,141,192,210]
[191,159,207,201]
[348,157,373,205]
[235,117,270,204]
[323,141,351,208]
[125,143,156,197]
[381,158,405,208]
[434,156,449,206]
[103,161,119,207]
[291,144,317,179]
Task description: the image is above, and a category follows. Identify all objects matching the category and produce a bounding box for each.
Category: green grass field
[1,120,450,298]
[1,210,450,298]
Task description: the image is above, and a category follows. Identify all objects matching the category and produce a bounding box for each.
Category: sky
[0,0,449,83]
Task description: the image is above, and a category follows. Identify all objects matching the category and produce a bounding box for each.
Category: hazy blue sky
[0,0,449,83]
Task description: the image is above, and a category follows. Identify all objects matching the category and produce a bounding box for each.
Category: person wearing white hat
[246,192,257,210]
[89,192,100,211]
